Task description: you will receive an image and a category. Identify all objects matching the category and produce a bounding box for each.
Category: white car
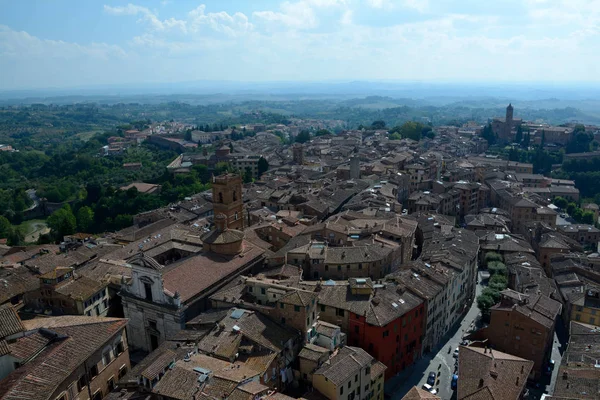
[453,348,459,358]
[422,384,437,395]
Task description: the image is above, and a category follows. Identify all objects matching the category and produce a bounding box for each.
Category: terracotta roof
[401,386,441,400]
[279,290,317,306]
[458,346,533,400]
[38,267,73,280]
[314,346,374,386]
[54,276,106,301]
[299,344,329,361]
[0,317,127,400]
[152,366,199,400]
[7,331,52,360]
[315,321,339,338]
[0,304,25,338]
[162,241,265,302]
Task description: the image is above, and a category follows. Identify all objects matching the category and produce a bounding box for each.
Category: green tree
[315,129,332,136]
[515,125,523,144]
[371,120,386,130]
[184,130,192,141]
[295,130,311,144]
[489,274,508,292]
[389,132,402,141]
[481,123,496,145]
[573,208,584,222]
[541,130,546,147]
[582,210,595,225]
[566,202,577,216]
[522,131,531,148]
[7,227,23,246]
[477,292,497,316]
[243,168,253,184]
[553,196,568,209]
[47,204,77,240]
[257,157,269,178]
[0,216,11,239]
[488,261,508,276]
[76,206,94,232]
[484,252,503,266]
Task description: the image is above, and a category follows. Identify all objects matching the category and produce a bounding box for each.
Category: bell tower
[211,173,244,230]
[505,103,514,139]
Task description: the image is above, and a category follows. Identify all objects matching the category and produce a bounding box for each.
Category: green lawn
[17,219,49,243]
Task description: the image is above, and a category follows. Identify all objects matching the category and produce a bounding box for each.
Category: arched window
[218,192,223,203]
[233,191,237,201]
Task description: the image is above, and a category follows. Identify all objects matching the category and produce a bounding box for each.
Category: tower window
[218,192,223,203]
[233,191,237,201]
[144,283,153,301]
[235,212,238,220]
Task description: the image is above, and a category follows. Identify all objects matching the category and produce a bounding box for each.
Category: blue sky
[0,0,599,90]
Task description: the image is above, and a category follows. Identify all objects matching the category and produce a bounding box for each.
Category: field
[18,219,49,243]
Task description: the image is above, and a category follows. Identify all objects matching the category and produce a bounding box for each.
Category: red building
[346,281,424,380]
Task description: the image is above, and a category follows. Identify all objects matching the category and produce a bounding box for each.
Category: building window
[280,303,284,309]
[340,387,344,395]
[77,375,87,392]
[591,317,596,325]
[575,314,581,321]
[219,192,223,203]
[103,352,111,366]
[338,265,341,271]
[107,376,115,392]
[234,212,238,221]
[320,305,325,312]
[325,265,329,271]
[261,288,266,295]
[115,341,124,356]
[233,191,237,201]
[281,317,286,324]
[336,309,345,317]
[149,320,157,330]
[355,375,358,382]
[143,283,153,301]
[248,286,253,293]
[89,364,98,379]
[355,326,359,334]
[294,305,300,312]
[348,381,351,388]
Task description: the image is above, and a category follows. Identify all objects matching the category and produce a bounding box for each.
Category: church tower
[211,173,244,230]
[505,103,514,139]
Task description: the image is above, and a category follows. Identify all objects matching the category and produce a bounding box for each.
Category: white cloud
[103,4,185,32]
[340,9,353,24]
[254,1,318,29]
[188,5,252,37]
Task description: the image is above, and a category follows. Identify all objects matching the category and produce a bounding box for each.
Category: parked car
[453,347,459,358]
[451,374,459,390]
[427,371,436,385]
[422,384,437,395]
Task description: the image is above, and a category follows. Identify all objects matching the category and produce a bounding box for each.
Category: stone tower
[350,156,360,179]
[212,173,244,230]
[505,103,514,139]
[292,144,304,165]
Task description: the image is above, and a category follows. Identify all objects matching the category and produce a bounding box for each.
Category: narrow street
[386,275,485,400]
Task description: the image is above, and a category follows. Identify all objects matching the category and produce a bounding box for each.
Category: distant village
[1,104,600,400]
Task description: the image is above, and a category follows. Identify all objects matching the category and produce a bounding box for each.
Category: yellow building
[572,289,600,327]
[312,346,386,400]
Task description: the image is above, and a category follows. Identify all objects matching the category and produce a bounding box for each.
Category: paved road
[386,277,485,400]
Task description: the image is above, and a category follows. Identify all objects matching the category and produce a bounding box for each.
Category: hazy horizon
[2,0,600,91]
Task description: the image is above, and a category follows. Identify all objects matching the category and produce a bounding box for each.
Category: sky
[0,0,599,90]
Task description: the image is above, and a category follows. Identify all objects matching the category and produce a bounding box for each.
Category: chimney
[215,213,228,233]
